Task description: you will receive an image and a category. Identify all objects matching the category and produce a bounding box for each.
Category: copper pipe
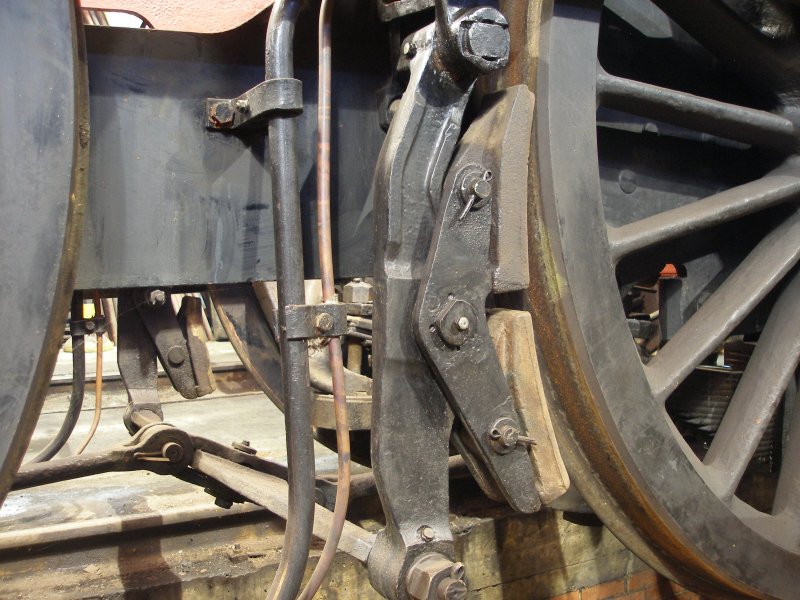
[298,0,350,597]
[101,297,117,344]
[75,293,103,455]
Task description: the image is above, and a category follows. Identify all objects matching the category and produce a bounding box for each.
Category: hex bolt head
[209,102,235,127]
[435,298,476,347]
[343,278,373,304]
[406,553,464,600]
[465,21,510,61]
[167,345,186,366]
[161,441,184,463]
[146,289,166,307]
[451,7,510,73]
[85,320,96,332]
[419,525,436,542]
[315,312,335,334]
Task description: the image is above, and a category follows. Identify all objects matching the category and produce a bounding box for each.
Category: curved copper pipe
[298,0,351,597]
[75,292,103,455]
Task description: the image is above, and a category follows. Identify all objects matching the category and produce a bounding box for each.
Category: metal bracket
[69,316,107,337]
[414,128,540,513]
[369,4,511,599]
[118,290,164,434]
[206,77,303,130]
[136,291,209,400]
[283,303,348,340]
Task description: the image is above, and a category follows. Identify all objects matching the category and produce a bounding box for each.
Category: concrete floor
[0,344,648,599]
[1,343,340,541]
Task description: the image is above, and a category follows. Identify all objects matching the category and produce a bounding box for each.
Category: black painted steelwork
[368,3,510,598]
[527,0,800,597]
[117,291,165,433]
[378,0,436,22]
[414,157,539,513]
[136,291,211,399]
[263,3,316,599]
[75,12,386,290]
[0,0,89,505]
[8,1,800,598]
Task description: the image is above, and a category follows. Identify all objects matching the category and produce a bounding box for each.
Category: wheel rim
[530,1,800,597]
[0,1,88,503]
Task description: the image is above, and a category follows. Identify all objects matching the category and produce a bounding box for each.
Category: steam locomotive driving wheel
[529,0,800,597]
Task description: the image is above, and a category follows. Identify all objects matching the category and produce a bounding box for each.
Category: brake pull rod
[264,2,317,599]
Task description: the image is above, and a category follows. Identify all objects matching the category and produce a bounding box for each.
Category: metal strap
[206,77,303,130]
[283,303,348,340]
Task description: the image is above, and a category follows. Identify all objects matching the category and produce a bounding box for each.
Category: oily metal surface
[527,0,800,597]
[0,2,88,506]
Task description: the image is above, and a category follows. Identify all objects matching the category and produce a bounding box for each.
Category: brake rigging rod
[298,0,351,597]
[263,2,317,599]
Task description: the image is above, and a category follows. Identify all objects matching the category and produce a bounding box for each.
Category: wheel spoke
[649,0,800,99]
[608,173,800,261]
[702,270,800,500]
[597,69,798,151]
[774,382,800,516]
[646,208,800,403]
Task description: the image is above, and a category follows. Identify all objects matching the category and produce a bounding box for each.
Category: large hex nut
[452,7,510,74]
[406,553,466,600]
[342,278,373,304]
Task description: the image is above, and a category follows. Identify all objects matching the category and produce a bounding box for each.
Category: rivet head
[167,346,186,366]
